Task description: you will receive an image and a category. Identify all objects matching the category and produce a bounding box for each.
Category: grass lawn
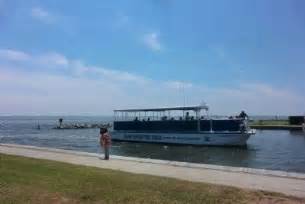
[250,120,289,126]
[0,154,304,204]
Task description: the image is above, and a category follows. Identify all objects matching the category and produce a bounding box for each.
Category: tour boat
[111,104,255,146]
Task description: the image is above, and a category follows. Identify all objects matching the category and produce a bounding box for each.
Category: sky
[0,0,305,115]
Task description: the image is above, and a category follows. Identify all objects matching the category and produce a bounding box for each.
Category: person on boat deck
[238,111,248,119]
[185,112,190,120]
[100,128,111,160]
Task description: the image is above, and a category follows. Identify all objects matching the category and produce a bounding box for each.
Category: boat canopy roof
[114,105,209,113]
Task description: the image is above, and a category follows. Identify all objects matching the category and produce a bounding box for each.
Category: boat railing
[114,115,207,122]
[113,105,209,121]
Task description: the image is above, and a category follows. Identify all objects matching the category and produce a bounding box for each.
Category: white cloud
[31,7,55,24]
[0,48,304,115]
[0,49,147,83]
[0,49,30,61]
[204,83,305,115]
[67,60,148,83]
[143,32,162,51]
[38,52,69,66]
[0,49,68,67]
[165,81,193,89]
[93,67,148,83]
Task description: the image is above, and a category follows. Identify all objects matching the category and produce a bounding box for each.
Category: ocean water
[1,116,305,173]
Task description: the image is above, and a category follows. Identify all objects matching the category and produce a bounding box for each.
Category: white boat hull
[111,130,255,146]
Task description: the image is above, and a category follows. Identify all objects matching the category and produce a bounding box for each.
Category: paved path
[1,143,305,198]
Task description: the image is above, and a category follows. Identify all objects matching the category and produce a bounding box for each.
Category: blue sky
[0,0,305,115]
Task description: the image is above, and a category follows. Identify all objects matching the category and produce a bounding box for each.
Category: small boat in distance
[111,104,255,146]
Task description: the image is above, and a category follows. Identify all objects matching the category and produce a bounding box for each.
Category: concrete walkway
[1,143,305,198]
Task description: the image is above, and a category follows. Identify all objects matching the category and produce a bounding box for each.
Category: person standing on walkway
[100,128,111,160]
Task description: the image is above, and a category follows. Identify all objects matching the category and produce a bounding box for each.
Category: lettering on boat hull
[111,131,253,146]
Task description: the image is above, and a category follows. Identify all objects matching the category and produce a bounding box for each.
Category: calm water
[1,116,305,173]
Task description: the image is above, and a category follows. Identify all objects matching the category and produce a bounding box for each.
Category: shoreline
[250,124,303,130]
[1,143,305,198]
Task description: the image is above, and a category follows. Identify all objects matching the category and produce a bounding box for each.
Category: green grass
[250,120,289,126]
[0,154,304,204]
